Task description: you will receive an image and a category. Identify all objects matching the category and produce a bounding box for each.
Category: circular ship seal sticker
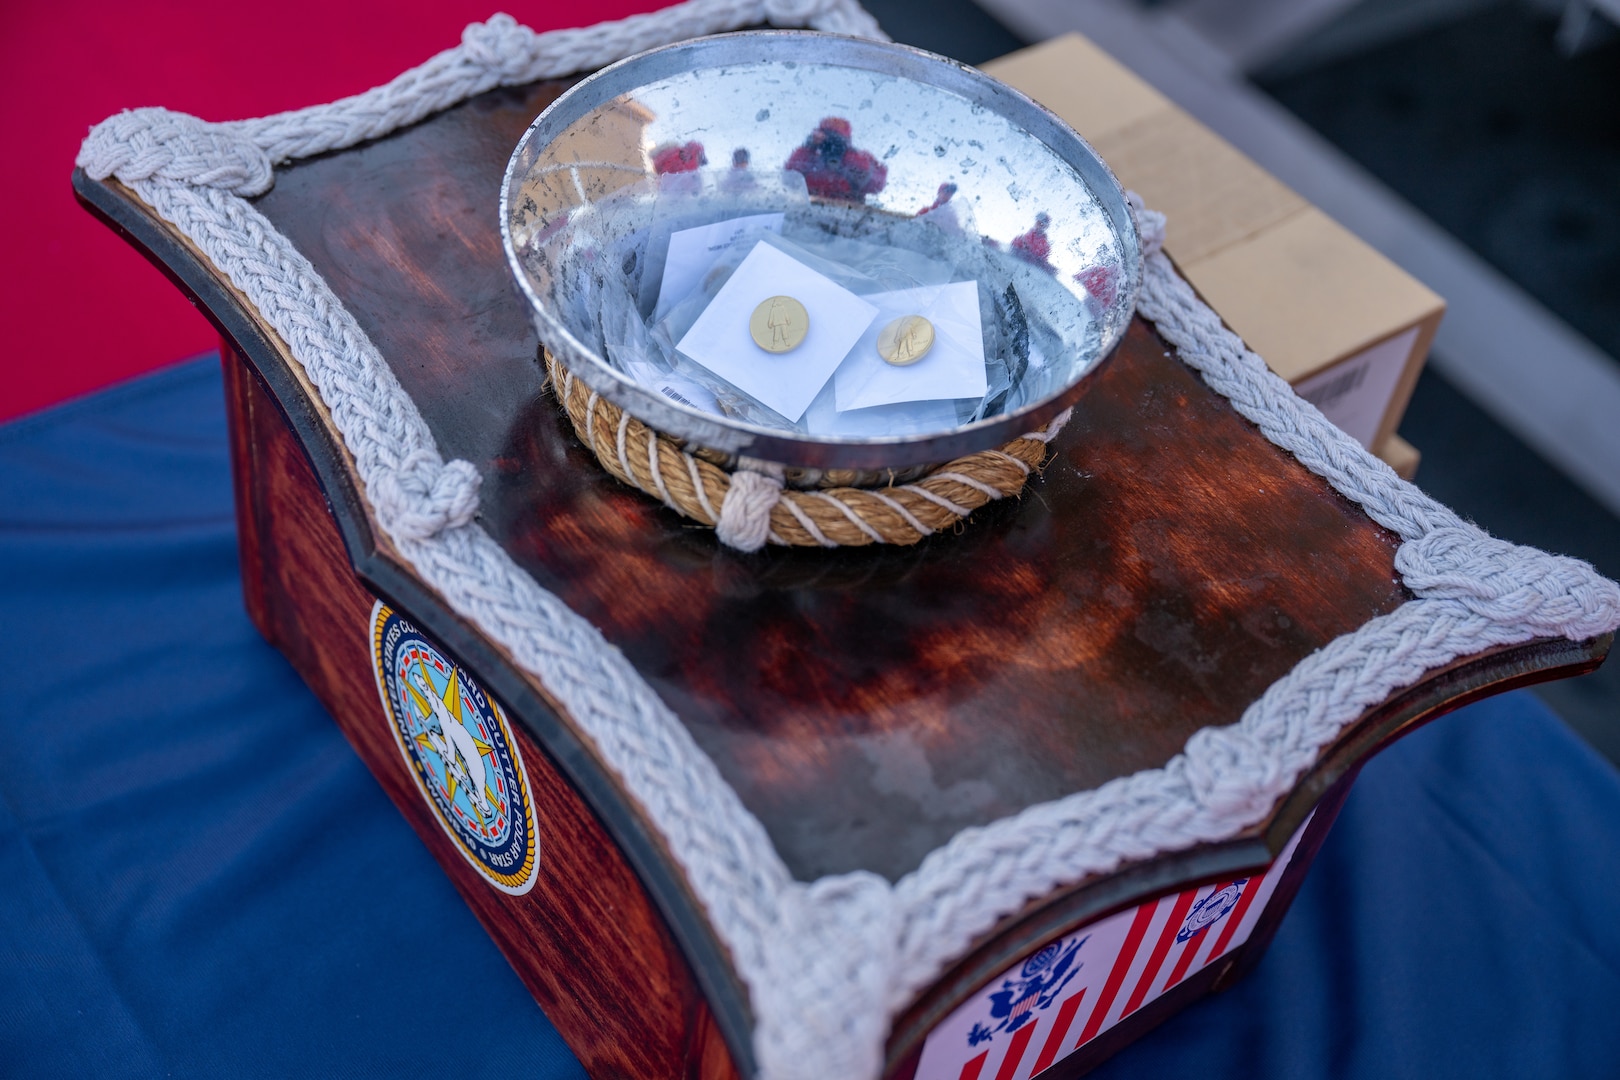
[370,602,539,895]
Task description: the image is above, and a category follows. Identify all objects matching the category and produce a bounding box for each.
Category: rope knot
[1397,526,1620,641]
[77,107,274,196]
[716,464,785,553]
[757,873,896,1080]
[1127,190,1166,259]
[372,449,482,542]
[462,13,538,81]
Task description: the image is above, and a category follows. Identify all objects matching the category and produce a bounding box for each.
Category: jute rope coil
[544,349,1071,550]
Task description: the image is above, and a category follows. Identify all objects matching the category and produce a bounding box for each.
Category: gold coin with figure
[750,296,809,354]
[877,315,935,366]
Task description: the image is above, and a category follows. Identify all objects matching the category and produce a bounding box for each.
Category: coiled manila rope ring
[544,350,1072,550]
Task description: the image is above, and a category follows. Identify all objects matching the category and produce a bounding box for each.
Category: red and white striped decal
[915,817,1313,1080]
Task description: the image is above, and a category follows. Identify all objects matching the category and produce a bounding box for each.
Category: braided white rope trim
[78,10,1620,1080]
[882,195,1620,1005]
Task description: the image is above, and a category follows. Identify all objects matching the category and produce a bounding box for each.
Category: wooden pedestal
[77,67,1609,1080]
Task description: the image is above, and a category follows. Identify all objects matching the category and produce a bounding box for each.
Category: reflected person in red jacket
[651,140,706,175]
[785,117,887,201]
[1010,211,1055,272]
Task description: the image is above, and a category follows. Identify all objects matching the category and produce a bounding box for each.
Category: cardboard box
[1377,433,1421,480]
[983,34,1443,459]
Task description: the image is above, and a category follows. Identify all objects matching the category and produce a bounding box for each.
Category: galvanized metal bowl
[501,30,1140,477]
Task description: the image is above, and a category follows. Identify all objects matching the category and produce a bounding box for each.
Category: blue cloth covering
[2,357,1616,1078]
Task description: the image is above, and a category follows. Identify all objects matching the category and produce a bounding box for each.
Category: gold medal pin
[750,296,809,353]
[877,315,935,366]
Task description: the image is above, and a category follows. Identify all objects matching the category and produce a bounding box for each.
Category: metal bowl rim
[499,29,1142,469]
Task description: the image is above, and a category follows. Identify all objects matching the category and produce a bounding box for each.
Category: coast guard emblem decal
[370,602,539,895]
[1176,880,1247,943]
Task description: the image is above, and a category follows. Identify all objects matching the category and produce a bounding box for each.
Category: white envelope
[676,241,878,423]
[653,212,784,321]
[802,381,963,437]
[833,281,987,411]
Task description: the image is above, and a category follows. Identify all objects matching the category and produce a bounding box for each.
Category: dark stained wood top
[246,80,1410,882]
[485,322,1409,882]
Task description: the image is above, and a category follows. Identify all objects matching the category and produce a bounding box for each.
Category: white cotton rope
[717,467,787,551]
[781,492,839,548]
[902,482,973,518]
[687,454,721,522]
[868,488,934,538]
[77,8,1620,1080]
[985,448,1032,475]
[930,470,1004,501]
[814,489,887,544]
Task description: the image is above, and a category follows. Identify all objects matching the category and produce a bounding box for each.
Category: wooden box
[75,19,1612,1080]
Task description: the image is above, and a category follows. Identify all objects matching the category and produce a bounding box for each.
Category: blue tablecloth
[3,357,1617,1078]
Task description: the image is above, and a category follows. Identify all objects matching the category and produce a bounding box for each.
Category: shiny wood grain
[252,81,1412,885]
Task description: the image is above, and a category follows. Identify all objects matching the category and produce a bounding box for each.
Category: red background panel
[0,2,675,423]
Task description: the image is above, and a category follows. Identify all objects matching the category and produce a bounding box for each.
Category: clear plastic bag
[638,169,810,321]
[586,167,1090,436]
